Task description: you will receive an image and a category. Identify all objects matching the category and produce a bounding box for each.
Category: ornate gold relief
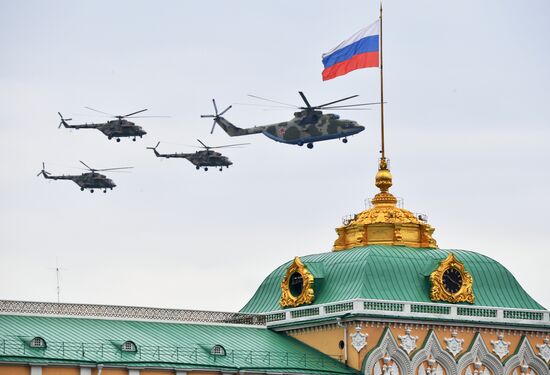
[430,253,475,304]
[332,158,438,251]
[280,257,315,308]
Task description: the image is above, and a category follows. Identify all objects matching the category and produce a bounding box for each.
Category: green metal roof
[0,314,356,375]
[240,245,544,313]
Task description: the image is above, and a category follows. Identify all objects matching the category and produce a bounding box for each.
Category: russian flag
[322,20,380,81]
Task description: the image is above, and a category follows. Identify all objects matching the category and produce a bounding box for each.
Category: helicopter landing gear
[103,189,107,193]
[307,143,314,149]
[116,138,121,142]
[297,142,304,147]
[132,137,136,142]
[108,136,112,140]
[81,187,84,191]
[90,189,94,193]
[204,167,208,171]
[196,166,200,170]
[219,167,223,171]
[342,138,348,143]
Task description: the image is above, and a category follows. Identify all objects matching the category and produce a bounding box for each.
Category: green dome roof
[240,245,544,313]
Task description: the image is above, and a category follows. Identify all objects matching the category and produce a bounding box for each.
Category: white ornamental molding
[350,325,368,352]
[398,327,419,355]
[491,333,511,359]
[444,330,464,357]
[536,337,550,363]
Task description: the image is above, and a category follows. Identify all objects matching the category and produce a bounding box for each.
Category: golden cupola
[333,158,437,250]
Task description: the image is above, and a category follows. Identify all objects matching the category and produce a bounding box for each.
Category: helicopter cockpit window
[332,114,340,119]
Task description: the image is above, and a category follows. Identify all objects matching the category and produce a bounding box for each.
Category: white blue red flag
[322,20,380,81]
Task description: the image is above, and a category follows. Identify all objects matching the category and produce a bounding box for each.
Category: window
[121,340,137,352]
[30,337,46,348]
[211,345,226,356]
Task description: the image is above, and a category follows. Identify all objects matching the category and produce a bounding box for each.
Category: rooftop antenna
[50,258,66,303]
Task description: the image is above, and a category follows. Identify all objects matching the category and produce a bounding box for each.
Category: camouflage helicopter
[57,107,166,142]
[37,161,132,193]
[147,139,249,171]
[201,92,376,149]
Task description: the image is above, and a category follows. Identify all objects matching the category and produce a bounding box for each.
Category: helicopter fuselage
[42,172,116,190]
[61,119,147,140]
[214,110,365,146]
[152,149,232,168]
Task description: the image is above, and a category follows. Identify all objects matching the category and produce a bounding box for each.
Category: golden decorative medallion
[430,253,474,304]
[280,257,315,308]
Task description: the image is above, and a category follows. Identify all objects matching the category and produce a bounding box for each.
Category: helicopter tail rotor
[146,142,161,156]
[57,112,72,128]
[201,99,232,134]
[37,162,51,178]
[146,141,160,150]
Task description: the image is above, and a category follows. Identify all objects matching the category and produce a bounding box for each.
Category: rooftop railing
[265,298,550,328]
[0,300,266,326]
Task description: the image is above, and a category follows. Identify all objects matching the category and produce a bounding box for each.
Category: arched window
[30,337,46,348]
[464,362,492,375]
[211,344,226,356]
[121,340,137,352]
[417,358,445,375]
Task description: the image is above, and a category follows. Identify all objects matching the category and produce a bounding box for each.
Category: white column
[80,368,92,375]
[128,370,140,375]
[30,366,42,375]
[175,372,188,375]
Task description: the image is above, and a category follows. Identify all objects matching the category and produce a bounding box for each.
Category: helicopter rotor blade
[95,166,134,172]
[122,109,148,118]
[248,94,298,108]
[197,139,209,149]
[37,162,45,177]
[315,94,359,109]
[125,115,170,118]
[218,105,232,116]
[210,120,216,134]
[322,101,382,109]
[85,107,114,116]
[212,99,219,116]
[234,102,296,109]
[298,91,312,109]
[208,142,251,149]
[201,114,215,118]
[79,160,94,171]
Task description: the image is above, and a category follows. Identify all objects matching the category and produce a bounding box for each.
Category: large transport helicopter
[201,92,376,149]
[37,161,132,193]
[57,107,165,142]
[147,139,249,171]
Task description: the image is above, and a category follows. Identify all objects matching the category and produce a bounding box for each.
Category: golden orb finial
[372,158,397,206]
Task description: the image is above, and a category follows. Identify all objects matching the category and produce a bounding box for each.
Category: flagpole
[379,1,386,162]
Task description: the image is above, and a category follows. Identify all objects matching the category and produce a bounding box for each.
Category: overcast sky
[0,0,548,312]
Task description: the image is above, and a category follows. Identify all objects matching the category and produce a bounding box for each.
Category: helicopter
[57,107,165,142]
[201,92,376,149]
[37,161,132,193]
[147,139,249,171]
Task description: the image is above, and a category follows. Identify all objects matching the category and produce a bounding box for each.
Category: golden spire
[332,158,437,251]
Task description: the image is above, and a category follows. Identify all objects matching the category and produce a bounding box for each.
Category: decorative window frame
[410,331,458,375]
[363,328,411,375]
[430,253,474,304]
[280,256,315,308]
[503,337,548,375]
[457,334,503,375]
